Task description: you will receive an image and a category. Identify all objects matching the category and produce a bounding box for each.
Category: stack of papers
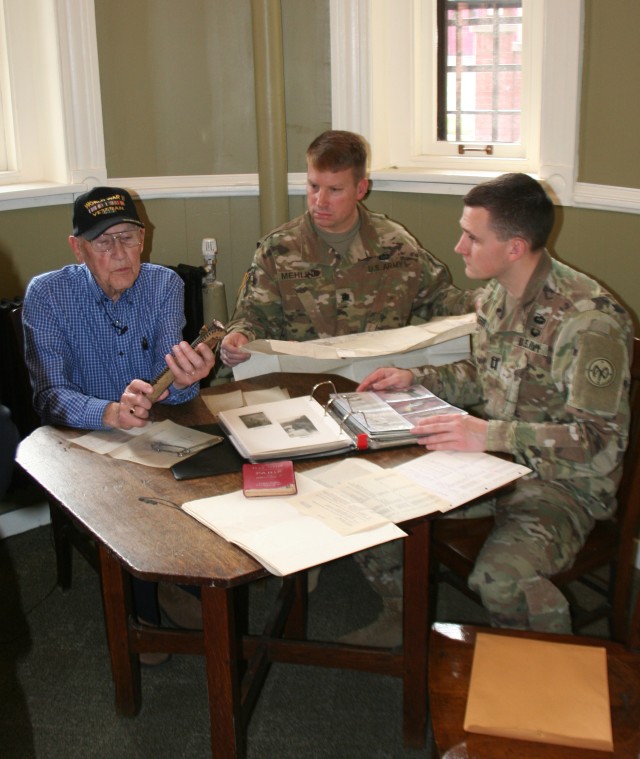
[182,452,531,575]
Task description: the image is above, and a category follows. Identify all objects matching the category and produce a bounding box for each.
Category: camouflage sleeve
[409,248,477,321]
[487,313,632,483]
[224,243,286,341]
[410,358,485,407]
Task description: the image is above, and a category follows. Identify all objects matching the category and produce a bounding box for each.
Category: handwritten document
[181,452,531,574]
[292,470,450,535]
[69,419,222,468]
[395,451,531,508]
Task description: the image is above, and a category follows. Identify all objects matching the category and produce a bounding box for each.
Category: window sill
[0,182,85,212]
[368,167,507,196]
[3,175,640,216]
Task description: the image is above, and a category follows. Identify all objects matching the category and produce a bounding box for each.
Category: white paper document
[201,385,290,417]
[182,472,406,576]
[69,419,222,468]
[291,470,450,534]
[395,451,531,509]
[181,452,530,575]
[233,316,474,381]
[244,314,476,360]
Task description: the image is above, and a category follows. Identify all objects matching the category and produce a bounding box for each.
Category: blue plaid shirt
[23,263,198,430]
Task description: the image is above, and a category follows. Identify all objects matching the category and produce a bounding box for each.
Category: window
[330,0,581,205]
[437,1,523,148]
[0,0,13,173]
[0,0,105,207]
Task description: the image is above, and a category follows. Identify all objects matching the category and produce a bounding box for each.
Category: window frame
[330,0,582,206]
[432,0,531,157]
[2,0,639,215]
[0,0,106,209]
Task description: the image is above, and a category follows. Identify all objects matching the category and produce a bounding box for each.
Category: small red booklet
[242,460,297,497]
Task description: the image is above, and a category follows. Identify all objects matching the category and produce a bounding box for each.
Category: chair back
[5,304,39,438]
[612,336,640,642]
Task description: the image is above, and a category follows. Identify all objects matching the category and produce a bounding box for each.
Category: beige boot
[136,619,171,666]
[158,583,203,630]
[339,598,403,648]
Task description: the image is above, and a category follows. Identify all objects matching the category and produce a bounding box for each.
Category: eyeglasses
[88,229,143,254]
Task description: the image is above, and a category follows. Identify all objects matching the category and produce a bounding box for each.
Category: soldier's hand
[357,367,414,392]
[220,332,250,367]
[411,413,488,452]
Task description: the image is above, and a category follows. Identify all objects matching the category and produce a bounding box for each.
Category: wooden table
[16,373,432,758]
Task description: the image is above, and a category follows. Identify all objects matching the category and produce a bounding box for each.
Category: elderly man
[23,187,215,659]
[23,187,214,430]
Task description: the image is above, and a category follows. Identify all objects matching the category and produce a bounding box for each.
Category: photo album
[217,382,466,461]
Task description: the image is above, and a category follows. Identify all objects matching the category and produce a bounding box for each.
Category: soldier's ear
[356,177,370,201]
[508,236,528,261]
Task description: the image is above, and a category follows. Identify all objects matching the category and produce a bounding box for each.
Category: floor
[2,504,623,759]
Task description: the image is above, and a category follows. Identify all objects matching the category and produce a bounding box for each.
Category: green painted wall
[1,0,639,334]
[579,0,640,187]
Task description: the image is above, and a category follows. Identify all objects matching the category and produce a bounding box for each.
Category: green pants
[353,479,596,634]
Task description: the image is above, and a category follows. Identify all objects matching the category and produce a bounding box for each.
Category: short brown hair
[306,130,369,182]
[463,173,554,252]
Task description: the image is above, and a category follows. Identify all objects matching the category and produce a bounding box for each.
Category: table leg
[98,544,141,717]
[402,519,431,747]
[283,573,308,639]
[202,585,245,759]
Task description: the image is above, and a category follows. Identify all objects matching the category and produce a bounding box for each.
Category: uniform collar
[303,204,376,264]
[479,249,552,333]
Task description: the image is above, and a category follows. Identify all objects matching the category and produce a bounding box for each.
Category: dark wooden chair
[10,304,98,588]
[431,337,640,642]
[5,303,40,440]
[428,578,640,759]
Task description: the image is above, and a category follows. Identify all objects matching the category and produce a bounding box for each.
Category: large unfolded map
[244,313,475,359]
[232,314,476,381]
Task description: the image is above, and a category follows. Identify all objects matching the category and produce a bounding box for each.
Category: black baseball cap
[72,187,144,240]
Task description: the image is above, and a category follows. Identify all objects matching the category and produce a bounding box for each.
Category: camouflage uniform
[357,250,632,634]
[226,206,474,341]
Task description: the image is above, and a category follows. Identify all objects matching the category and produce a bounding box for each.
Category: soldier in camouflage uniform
[345,173,632,646]
[220,130,473,367]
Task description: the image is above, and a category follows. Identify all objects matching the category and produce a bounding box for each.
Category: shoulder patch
[586,357,616,388]
[568,331,627,416]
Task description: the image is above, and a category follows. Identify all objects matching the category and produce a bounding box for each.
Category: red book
[242,460,297,497]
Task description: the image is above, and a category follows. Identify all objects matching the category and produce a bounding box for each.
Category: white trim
[3,177,640,215]
[0,501,50,539]
[330,0,583,207]
[536,0,583,207]
[0,0,105,190]
[113,174,261,199]
[56,0,107,186]
[1,0,638,216]
[0,182,81,211]
[329,0,371,136]
[0,174,307,211]
[573,183,640,215]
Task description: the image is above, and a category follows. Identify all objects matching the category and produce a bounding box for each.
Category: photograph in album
[217,394,357,461]
[218,382,470,460]
[328,385,466,446]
